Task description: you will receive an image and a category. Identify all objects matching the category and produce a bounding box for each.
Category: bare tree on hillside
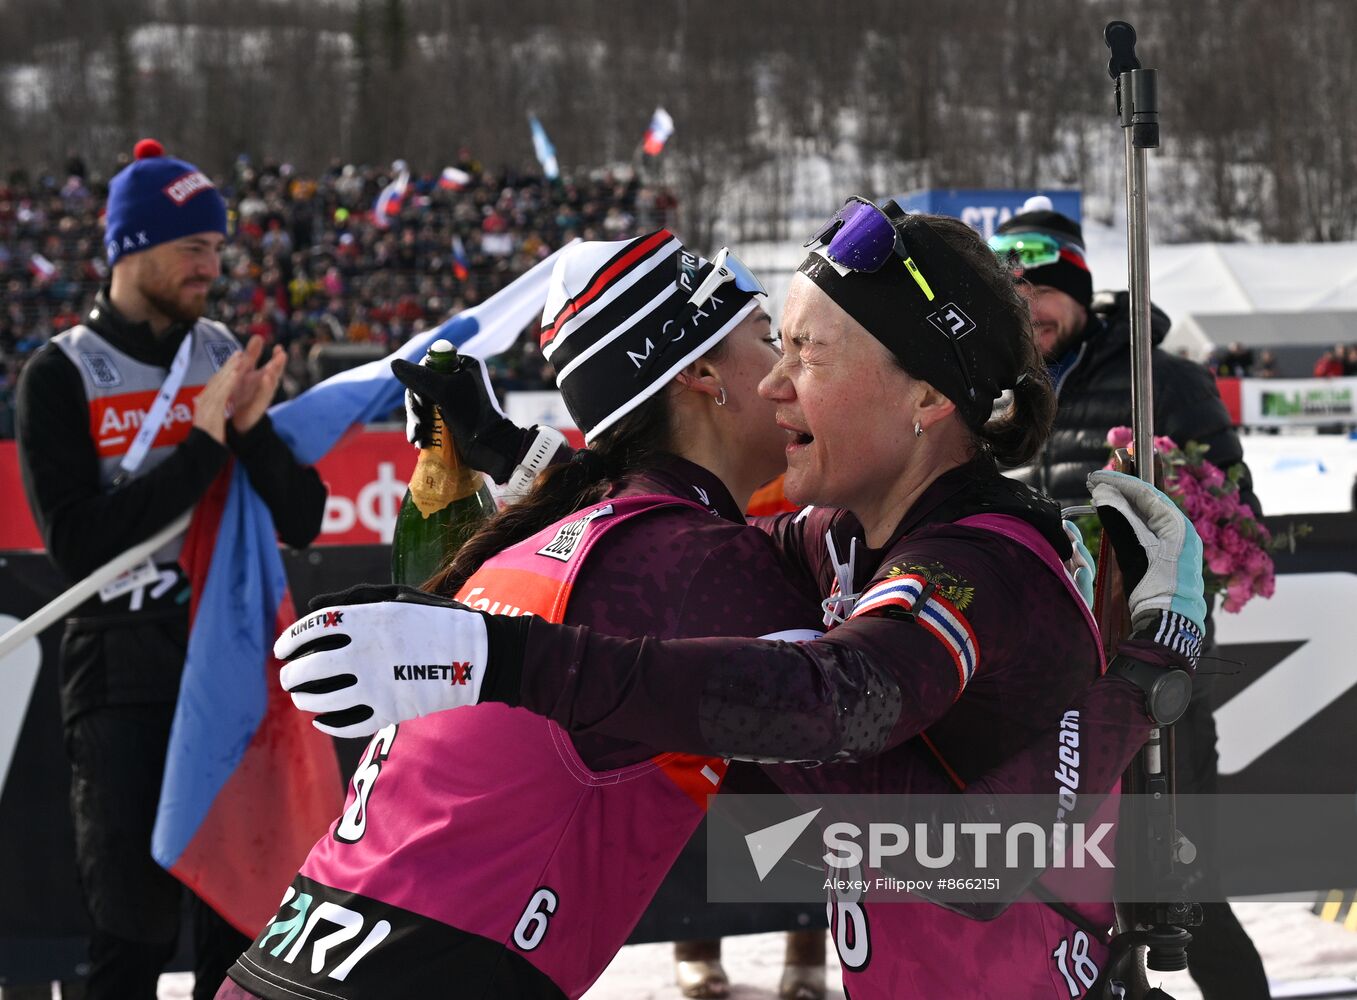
[2,0,1355,241]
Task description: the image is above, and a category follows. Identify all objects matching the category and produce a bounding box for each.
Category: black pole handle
[1104,20,1159,146]
[1105,20,1141,78]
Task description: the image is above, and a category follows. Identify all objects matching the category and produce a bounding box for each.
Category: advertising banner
[0,395,584,552]
[894,189,1083,240]
[1240,377,1357,427]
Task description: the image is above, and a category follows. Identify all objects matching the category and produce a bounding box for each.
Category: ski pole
[0,513,191,663]
[1111,18,1159,493]
[1098,21,1201,993]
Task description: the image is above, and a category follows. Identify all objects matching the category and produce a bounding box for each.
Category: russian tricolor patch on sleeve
[849,572,979,694]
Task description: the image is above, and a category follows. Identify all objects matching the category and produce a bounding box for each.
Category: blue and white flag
[529,115,560,180]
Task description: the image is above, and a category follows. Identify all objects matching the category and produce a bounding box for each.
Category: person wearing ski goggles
[987,229,1090,271]
[991,198,1271,998]
[273,199,1207,998]
[986,203,1094,363]
[985,196,1261,518]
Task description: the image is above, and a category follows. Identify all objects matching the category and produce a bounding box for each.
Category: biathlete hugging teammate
[265,206,1206,999]
[222,234,824,999]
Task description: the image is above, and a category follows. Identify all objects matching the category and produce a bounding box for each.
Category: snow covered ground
[149,900,1357,998]
[1243,431,1357,516]
[579,902,1357,999]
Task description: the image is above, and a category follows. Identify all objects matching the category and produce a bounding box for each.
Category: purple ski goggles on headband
[803,197,979,405]
[804,196,910,273]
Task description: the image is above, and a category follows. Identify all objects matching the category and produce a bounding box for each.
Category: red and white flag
[439,166,472,191]
[371,165,410,229]
[28,253,56,281]
[642,107,675,156]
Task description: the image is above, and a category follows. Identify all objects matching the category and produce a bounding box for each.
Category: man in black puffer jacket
[1023,289,1260,512]
[991,205,1258,514]
[990,201,1270,1000]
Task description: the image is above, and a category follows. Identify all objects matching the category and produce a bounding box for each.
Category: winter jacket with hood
[1009,290,1259,514]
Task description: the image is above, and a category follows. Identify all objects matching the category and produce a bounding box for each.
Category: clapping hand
[230,334,287,433]
[191,352,244,444]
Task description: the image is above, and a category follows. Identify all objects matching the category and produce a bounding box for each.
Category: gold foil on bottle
[409,415,486,517]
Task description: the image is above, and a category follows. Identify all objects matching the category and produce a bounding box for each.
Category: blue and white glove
[1061,519,1095,610]
[1089,470,1206,662]
[275,585,490,739]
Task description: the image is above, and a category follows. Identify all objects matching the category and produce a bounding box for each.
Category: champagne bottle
[391,340,498,586]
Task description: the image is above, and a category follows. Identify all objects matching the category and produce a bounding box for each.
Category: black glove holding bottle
[392,351,540,484]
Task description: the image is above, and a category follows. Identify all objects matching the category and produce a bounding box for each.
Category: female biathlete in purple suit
[219,233,825,1000]
[261,207,1205,999]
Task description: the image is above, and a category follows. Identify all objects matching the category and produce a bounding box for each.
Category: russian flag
[451,234,471,281]
[151,245,569,935]
[28,253,56,281]
[439,166,472,191]
[642,107,675,156]
[371,166,410,230]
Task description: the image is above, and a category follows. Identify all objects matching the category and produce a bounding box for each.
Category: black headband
[798,205,1022,428]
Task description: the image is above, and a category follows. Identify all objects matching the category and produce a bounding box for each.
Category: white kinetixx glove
[276,586,490,738]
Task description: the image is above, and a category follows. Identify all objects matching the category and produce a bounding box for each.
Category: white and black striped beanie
[538,230,761,442]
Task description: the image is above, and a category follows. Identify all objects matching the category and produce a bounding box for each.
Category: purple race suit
[225,456,822,1000]
[481,459,1184,998]
[765,506,1118,998]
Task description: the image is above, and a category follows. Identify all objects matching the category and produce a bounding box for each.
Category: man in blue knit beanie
[14,139,327,1000]
[103,138,230,328]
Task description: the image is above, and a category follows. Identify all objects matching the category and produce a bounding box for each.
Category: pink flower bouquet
[1104,426,1285,613]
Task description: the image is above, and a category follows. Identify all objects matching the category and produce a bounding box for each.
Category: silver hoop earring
[715,387,728,407]
[914,420,924,438]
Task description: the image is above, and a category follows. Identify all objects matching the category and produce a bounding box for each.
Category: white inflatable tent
[1081,236,1357,372]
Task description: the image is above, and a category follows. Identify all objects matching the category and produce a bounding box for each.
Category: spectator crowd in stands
[0,151,678,437]
[8,152,1355,441]
[1312,344,1357,378]
[1207,341,1357,380]
[1209,341,1263,377]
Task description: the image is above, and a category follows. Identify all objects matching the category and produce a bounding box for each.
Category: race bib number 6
[336,725,398,843]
